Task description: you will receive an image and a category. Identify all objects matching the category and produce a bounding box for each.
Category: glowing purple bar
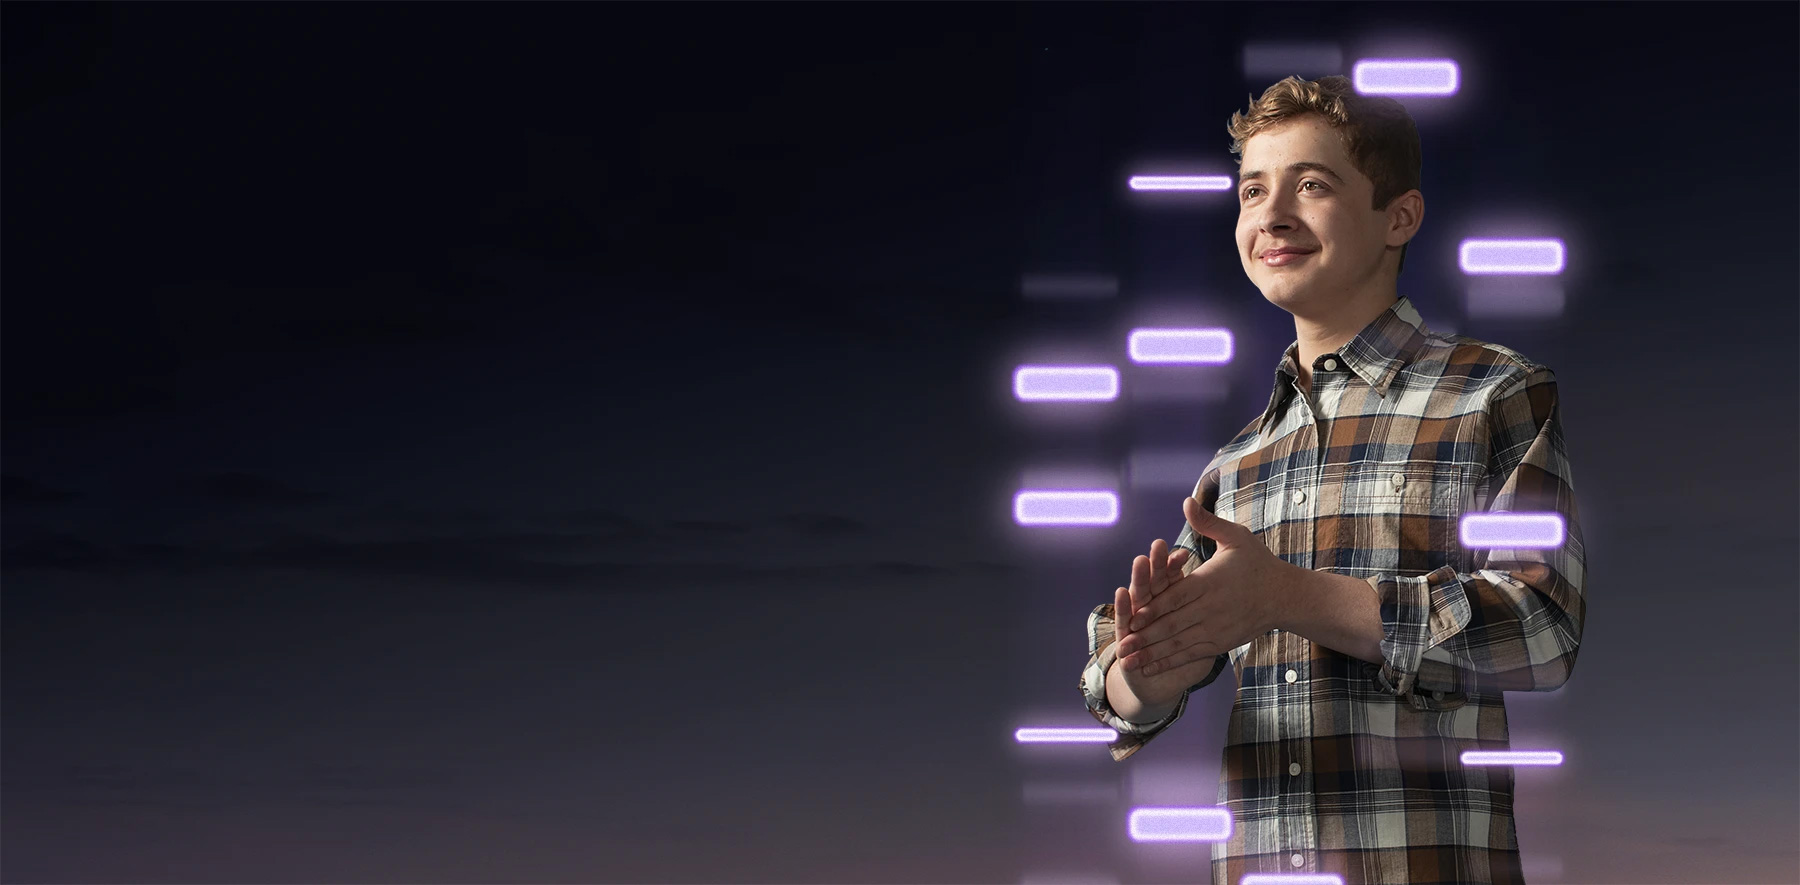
[1128,175,1234,191]
[1014,490,1119,526]
[1459,238,1567,274]
[1460,512,1565,548]
[1242,876,1345,885]
[1352,58,1460,95]
[1127,328,1233,364]
[1461,750,1564,766]
[1127,806,1232,842]
[1014,727,1117,743]
[1013,365,1120,401]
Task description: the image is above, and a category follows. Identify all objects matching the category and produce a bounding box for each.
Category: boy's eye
[1240,180,1324,200]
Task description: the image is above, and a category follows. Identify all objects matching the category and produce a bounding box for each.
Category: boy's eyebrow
[1238,162,1345,185]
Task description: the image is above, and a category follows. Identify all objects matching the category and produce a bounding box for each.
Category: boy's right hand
[1112,538,1215,708]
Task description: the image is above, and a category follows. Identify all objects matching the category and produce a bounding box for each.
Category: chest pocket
[1333,461,1469,577]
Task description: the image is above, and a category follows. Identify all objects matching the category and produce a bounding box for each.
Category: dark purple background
[4,2,1796,883]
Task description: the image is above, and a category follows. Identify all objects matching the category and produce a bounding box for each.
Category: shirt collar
[1258,295,1430,435]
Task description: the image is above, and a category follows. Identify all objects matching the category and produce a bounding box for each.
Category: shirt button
[1285,669,1298,683]
[1291,853,1304,867]
[1289,762,1301,776]
[1290,489,1305,505]
[1391,473,1405,490]
[1322,357,1338,371]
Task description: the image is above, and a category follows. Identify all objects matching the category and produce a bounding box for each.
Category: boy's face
[1234,114,1414,312]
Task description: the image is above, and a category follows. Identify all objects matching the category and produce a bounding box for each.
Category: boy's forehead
[1240,123,1358,183]
[1244,119,1341,159]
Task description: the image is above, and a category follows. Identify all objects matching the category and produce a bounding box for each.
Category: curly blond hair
[1227,75,1422,274]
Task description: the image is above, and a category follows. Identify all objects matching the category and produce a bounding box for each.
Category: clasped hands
[1115,496,1294,676]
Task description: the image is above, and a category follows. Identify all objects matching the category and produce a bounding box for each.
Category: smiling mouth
[1262,250,1312,266]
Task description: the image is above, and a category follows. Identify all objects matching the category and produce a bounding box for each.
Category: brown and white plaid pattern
[1078,295,1586,884]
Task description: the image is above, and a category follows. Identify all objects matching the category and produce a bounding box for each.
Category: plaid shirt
[1078,295,1586,884]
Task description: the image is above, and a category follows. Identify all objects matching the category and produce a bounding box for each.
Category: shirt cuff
[1368,564,1472,704]
[1082,641,1186,734]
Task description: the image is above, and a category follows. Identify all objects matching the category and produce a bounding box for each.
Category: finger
[1128,582,1202,655]
[1130,560,1173,633]
[1137,620,1215,675]
[1113,586,1136,667]
[1143,643,1219,678]
[1128,555,1148,618]
[1158,546,1189,593]
[1148,539,1174,601]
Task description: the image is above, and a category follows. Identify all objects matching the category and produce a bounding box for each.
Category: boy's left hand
[1116,496,1295,675]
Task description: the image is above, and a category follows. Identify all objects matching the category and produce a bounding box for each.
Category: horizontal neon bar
[1127,328,1233,364]
[1459,238,1567,274]
[1127,806,1233,842]
[1014,727,1118,743]
[1460,512,1566,548]
[1013,365,1120,401]
[1353,58,1460,95]
[1014,490,1119,526]
[1461,750,1564,766]
[1128,175,1234,191]
[1242,876,1345,885]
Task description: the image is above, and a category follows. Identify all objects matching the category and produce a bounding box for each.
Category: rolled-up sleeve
[1080,602,1225,762]
[1369,364,1586,703]
[1080,464,1238,759]
[1079,508,1230,762]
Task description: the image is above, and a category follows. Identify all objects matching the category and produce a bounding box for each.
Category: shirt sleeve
[1367,364,1587,705]
[1080,601,1227,762]
[1077,473,1231,763]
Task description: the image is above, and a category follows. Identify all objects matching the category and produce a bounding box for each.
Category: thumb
[1183,496,1234,546]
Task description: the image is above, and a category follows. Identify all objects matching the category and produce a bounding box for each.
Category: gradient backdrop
[3,3,1796,884]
